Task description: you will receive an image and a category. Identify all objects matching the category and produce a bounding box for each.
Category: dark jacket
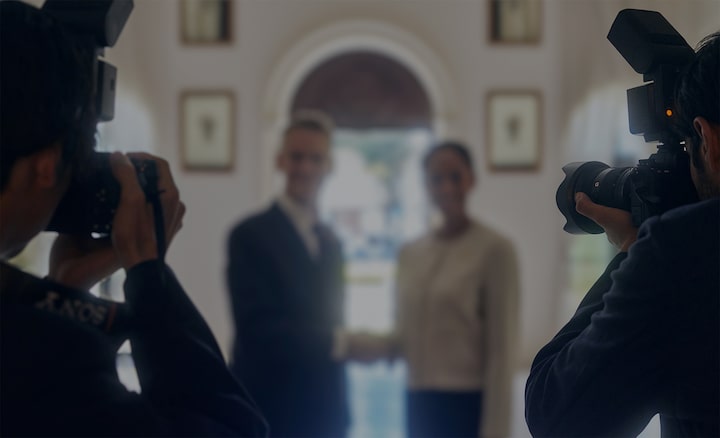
[0,260,267,437]
[525,198,720,437]
[226,203,348,438]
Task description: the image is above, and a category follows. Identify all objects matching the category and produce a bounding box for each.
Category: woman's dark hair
[674,32,720,169]
[422,140,475,173]
[0,1,97,191]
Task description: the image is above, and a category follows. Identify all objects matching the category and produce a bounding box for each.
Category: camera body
[46,153,157,235]
[557,9,699,234]
[39,0,149,235]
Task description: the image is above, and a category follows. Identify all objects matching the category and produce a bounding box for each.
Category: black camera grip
[46,152,160,238]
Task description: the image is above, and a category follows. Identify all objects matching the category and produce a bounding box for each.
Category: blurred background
[14,0,720,436]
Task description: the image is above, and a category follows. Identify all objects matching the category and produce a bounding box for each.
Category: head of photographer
[0,0,183,286]
[674,33,720,201]
[0,0,96,259]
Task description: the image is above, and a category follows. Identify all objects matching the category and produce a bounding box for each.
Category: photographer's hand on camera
[111,152,185,269]
[49,152,185,290]
[574,192,638,252]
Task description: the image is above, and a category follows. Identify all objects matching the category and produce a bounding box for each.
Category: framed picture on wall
[486,90,542,171]
[180,0,232,44]
[489,0,542,44]
[180,91,235,171]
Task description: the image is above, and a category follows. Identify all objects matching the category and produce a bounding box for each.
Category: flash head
[607,9,694,143]
[41,0,133,48]
[41,0,134,122]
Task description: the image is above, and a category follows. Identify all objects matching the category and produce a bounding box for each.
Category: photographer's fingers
[574,192,605,223]
[575,192,638,252]
[127,152,184,244]
[110,152,158,268]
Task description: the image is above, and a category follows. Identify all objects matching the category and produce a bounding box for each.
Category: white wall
[98,0,720,365]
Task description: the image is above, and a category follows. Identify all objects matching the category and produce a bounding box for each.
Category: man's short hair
[675,32,720,168]
[0,1,97,191]
[283,109,335,138]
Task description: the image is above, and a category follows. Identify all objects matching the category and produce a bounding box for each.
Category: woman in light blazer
[343,141,520,438]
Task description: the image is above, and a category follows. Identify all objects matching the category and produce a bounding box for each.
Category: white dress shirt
[277,194,350,360]
[276,194,320,259]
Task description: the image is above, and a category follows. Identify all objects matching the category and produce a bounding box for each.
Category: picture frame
[180,0,232,45]
[488,0,542,44]
[180,91,235,171]
[486,91,542,171]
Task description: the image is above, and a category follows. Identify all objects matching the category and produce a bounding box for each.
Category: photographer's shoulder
[654,197,719,236]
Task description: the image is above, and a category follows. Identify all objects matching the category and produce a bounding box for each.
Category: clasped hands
[340,331,396,365]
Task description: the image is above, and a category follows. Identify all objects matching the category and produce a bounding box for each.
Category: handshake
[334,330,398,364]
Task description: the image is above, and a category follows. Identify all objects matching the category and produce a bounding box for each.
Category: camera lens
[556,161,634,234]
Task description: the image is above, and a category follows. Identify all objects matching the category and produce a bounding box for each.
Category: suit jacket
[525,198,720,437]
[226,203,348,438]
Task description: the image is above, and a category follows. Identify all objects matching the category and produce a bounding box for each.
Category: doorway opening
[291,51,434,438]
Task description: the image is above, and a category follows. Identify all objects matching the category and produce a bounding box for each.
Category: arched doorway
[259,18,457,202]
[291,51,433,438]
[260,21,456,436]
[290,51,431,129]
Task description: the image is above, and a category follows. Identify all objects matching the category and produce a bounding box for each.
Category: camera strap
[135,160,166,262]
[0,262,131,337]
[150,194,166,262]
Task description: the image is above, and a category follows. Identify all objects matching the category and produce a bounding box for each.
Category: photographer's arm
[48,235,120,290]
[125,260,266,436]
[111,152,264,436]
[525,217,672,437]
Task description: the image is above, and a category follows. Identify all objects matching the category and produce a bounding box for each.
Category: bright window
[320,128,432,438]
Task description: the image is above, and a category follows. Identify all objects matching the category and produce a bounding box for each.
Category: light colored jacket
[394,219,520,438]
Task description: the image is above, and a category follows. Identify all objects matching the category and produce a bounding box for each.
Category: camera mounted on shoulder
[556,9,700,234]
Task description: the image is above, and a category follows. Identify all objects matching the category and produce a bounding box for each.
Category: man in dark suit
[227,111,349,438]
[525,33,719,437]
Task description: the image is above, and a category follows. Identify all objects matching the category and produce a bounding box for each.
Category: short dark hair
[0,1,97,191]
[674,32,720,169]
[283,109,334,138]
[423,140,475,173]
